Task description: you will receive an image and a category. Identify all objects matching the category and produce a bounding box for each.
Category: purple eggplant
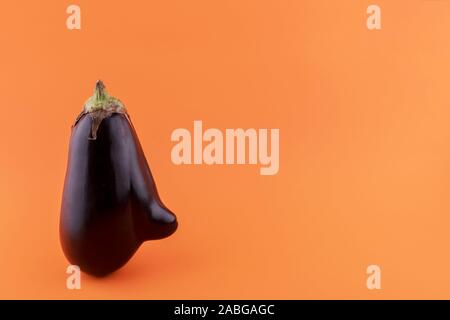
[60,81,178,277]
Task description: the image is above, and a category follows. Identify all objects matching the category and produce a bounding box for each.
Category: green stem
[94,80,107,101]
[84,80,125,113]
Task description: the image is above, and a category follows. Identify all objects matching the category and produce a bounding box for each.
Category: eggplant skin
[60,112,178,277]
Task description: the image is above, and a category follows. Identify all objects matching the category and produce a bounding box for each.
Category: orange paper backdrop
[1,0,450,299]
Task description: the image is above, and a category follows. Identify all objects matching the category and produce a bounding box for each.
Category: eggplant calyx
[73,80,131,140]
[84,80,125,113]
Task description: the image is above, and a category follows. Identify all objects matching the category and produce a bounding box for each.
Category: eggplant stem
[73,80,130,139]
[94,80,107,101]
[83,80,125,113]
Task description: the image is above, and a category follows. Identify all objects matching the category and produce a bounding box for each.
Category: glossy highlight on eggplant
[60,81,178,277]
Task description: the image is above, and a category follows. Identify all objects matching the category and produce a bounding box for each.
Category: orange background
[1,0,450,299]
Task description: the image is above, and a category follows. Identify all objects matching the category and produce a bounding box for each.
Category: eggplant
[60,80,178,277]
